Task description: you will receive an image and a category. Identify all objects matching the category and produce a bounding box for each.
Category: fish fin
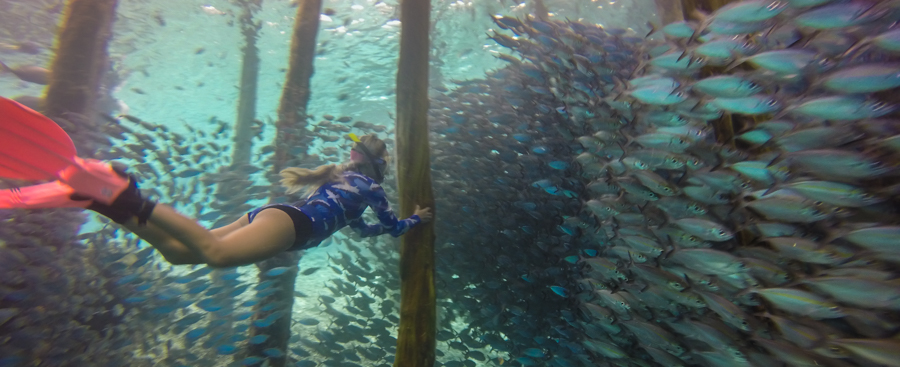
[788,30,820,49]
[839,35,872,59]
[629,59,648,80]
[764,150,785,169]
[644,21,657,38]
[686,9,711,44]
[490,15,508,30]
[619,130,637,150]
[723,54,748,73]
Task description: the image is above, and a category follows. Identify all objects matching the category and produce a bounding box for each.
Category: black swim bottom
[247,204,314,251]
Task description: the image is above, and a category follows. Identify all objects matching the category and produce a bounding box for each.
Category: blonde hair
[279,134,389,197]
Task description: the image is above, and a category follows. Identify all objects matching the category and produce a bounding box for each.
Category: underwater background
[2,0,900,366]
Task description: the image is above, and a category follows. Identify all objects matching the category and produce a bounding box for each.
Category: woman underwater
[0,97,434,266]
[0,98,432,267]
[81,133,433,267]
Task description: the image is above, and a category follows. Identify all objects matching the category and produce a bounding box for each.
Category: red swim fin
[0,181,90,209]
[0,96,77,180]
[0,97,128,204]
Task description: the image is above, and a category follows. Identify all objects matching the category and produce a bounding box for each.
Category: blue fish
[229,284,250,298]
[255,280,276,291]
[205,286,224,296]
[250,334,269,345]
[710,95,781,115]
[253,318,275,328]
[297,318,320,326]
[693,75,762,98]
[264,267,291,277]
[185,328,206,342]
[187,283,210,294]
[219,272,241,281]
[822,63,900,93]
[550,286,569,297]
[531,145,548,154]
[549,161,569,170]
[794,2,885,30]
[713,0,786,23]
[197,298,223,312]
[790,96,894,120]
[216,344,238,355]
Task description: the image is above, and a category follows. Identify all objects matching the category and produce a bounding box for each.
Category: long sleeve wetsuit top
[248,171,421,250]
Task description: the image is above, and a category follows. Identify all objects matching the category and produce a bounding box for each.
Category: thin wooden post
[42,0,118,130]
[232,0,263,166]
[394,0,436,364]
[246,0,322,366]
[221,1,263,363]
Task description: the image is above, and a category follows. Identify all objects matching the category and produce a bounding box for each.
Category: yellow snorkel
[347,133,384,182]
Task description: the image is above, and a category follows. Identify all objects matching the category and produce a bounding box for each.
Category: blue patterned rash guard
[247,171,421,250]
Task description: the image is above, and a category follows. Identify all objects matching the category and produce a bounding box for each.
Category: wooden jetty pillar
[246,0,322,366]
[393,0,437,364]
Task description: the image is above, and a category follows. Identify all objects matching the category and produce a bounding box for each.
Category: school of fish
[427,0,900,366]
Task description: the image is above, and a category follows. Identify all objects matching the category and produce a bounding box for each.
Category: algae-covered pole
[42,0,119,132]
[273,0,322,168]
[221,1,263,363]
[531,0,549,21]
[393,0,436,364]
[246,0,322,366]
[232,0,263,166]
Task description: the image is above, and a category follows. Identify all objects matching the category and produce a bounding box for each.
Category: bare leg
[139,204,297,267]
[122,220,205,265]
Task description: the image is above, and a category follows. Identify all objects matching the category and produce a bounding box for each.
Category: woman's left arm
[350,180,420,237]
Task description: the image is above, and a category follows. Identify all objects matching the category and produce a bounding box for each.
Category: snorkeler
[0,97,432,267]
